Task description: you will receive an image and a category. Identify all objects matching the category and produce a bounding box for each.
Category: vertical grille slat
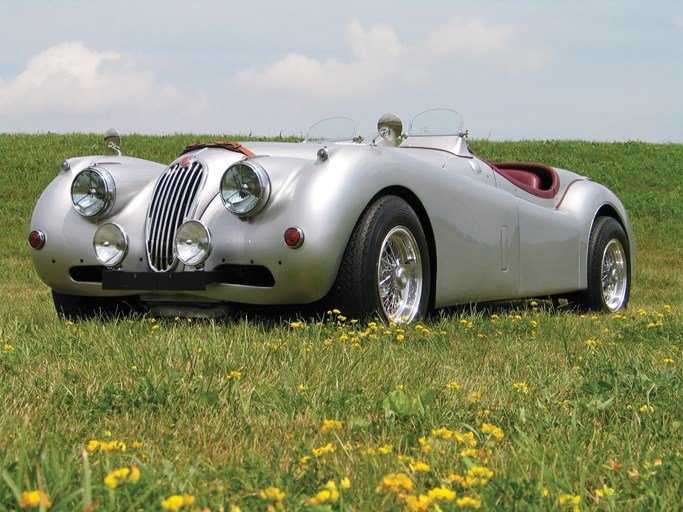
[146,161,205,271]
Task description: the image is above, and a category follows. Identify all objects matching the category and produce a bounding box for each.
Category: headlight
[93,223,128,267]
[71,167,115,217]
[220,161,270,217]
[174,220,211,267]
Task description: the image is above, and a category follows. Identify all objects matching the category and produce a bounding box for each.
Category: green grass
[0,134,682,510]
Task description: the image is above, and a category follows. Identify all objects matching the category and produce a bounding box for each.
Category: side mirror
[377,113,402,141]
[104,128,122,156]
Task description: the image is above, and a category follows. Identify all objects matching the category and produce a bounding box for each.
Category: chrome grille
[146,161,205,271]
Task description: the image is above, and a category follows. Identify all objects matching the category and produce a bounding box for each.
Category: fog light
[175,220,211,267]
[93,223,128,267]
[28,230,46,250]
[284,227,304,248]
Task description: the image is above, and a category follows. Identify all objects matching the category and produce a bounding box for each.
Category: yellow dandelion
[428,486,457,502]
[375,472,413,493]
[312,442,335,457]
[558,493,580,511]
[161,494,195,511]
[320,419,342,435]
[481,423,504,441]
[259,486,286,509]
[468,391,482,405]
[20,491,52,509]
[447,380,462,391]
[513,382,529,394]
[409,459,431,473]
[455,496,482,508]
[306,480,340,506]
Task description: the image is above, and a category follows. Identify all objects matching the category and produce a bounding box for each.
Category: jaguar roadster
[28,110,634,322]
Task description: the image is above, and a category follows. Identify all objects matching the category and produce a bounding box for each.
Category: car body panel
[29,113,636,318]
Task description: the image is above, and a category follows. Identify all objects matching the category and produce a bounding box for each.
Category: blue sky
[1,0,681,141]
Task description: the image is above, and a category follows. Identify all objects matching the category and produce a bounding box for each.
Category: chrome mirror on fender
[104,128,122,156]
[373,113,403,146]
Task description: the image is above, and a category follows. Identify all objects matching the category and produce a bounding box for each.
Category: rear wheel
[572,217,630,312]
[327,196,431,323]
[52,290,141,320]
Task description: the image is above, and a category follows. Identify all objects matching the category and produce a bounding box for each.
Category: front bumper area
[103,270,222,291]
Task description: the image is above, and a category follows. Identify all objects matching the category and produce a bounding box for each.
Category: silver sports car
[28,110,634,322]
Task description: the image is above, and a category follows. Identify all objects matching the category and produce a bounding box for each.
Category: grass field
[0,134,682,511]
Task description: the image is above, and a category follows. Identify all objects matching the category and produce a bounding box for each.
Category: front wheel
[327,196,431,323]
[573,217,631,312]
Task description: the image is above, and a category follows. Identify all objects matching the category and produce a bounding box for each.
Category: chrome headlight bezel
[71,166,116,218]
[93,222,128,268]
[220,160,270,217]
[174,220,212,267]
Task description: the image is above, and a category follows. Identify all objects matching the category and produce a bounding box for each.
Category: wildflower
[428,486,456,502]
[454,431,478,447]
[320,419,342,434]
[340,477,351,489]
[378,444,394,454]
[432,427,453,440]
[409,459,431,473]
[290,321,304,328]
[396,383,405,390]
[400,494,432,512]
[481,423,505,442]
[297,384,307,392]
[259,487,286,510]
[161,494,195,511]
[396,334,405,342]
[446,380,462,391]
[594,484,615,499]
[558,493,580,511]
[663,358,675,365]
[20,491,52,509]
[306,480,340,506]
[513,382,529,394]
[312,442,335,458]
[104,465,140,489]
[86,439,126,453]
[455,496,482,508]
[4,344,14,351]
[639,404,654,414]
[375,472,413,493]
[468,391,481,405]
[663,304,671,312]
[227,371,242,380]
[465,466,494,486]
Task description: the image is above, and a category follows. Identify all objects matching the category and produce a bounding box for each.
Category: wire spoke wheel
[601,239,628,311]
[328,195,430,323]
[378,226,423,323]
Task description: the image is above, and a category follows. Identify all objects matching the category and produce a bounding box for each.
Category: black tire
[327,196,431,323]
[572,217,631,312]
[52,290,141,320]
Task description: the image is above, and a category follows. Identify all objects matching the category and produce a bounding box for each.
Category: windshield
[304,117,357,142]
[407,109,464,136]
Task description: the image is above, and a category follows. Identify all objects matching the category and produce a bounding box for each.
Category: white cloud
[422,17,554,73]
[232,20,428,101]
[0,41,207,122]
[231,17,553,101]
